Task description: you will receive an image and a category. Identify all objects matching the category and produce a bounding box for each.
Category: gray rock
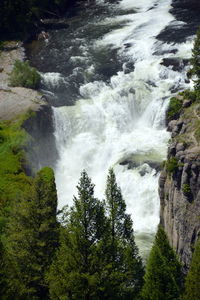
[183,99,192,108]
[159,171,167,188]
[168,120,177,131]
[176,150,185,158]
[176,143,185,152]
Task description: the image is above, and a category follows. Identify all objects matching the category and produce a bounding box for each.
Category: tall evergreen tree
[183,238,200,300]
[141,225,182,300]
[5,167,59,299]
[103,168,144,300]
[190,28,200,90]
[47,170,107,300]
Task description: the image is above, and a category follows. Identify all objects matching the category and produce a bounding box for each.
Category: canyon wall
[159,95,200,271]
[23,104,58,174]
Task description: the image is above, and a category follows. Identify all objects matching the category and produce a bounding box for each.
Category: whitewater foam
[50,0,193,256]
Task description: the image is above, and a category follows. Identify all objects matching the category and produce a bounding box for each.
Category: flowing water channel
[27,0,195,257]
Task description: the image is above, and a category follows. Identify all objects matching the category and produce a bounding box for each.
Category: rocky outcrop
[159,96,200,272]
[0,42,57,174]
[23,104,58,174]
[0,41,44,120]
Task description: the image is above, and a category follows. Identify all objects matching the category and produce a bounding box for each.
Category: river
[27,0,195,258]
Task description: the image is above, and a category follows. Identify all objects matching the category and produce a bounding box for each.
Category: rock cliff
[23,104,58,174]
[0,42,57,174]
[159,94,200,271]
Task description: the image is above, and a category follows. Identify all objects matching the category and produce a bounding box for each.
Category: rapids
[27,0,194,257]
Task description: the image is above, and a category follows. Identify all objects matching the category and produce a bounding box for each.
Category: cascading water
[27,0,194,257]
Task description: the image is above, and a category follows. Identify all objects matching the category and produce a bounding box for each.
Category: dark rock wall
[159,99,200,272]
[23,104,58,175]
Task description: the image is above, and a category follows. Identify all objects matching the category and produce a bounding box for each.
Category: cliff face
[159,96,200,271]
[23,104,58,174]
[0,42,57,174]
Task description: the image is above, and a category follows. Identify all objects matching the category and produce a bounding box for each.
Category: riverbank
[0,41,48,120]
[0,41,57,173]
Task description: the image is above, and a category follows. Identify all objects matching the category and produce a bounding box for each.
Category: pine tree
[190,28,200,91]
[5,167,59,299]
[141,225,182,300]
[47,170,107,300]
[103,168,144,300]
[183,239,200,300]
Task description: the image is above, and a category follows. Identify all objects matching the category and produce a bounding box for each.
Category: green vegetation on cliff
[165,157,179,174]
[167,97,183,122]
[0,114,33,297]
[0,114,31,210]
[9,60,41,89]
[0,113,60,298]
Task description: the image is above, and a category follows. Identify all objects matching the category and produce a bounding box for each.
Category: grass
[9,60,41,89]
[0,114,33,212]
[167,97,183,122]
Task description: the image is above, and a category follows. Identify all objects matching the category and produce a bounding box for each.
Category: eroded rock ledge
[159,95,200,271]
[0,42,57,173]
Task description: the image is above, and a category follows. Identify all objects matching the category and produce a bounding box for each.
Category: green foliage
[0,115,60,299]
[141,225,182,300]
[47,169,144,300]
[0,116,33,298]
[167,97,182,121]
[180,89,197,102]
[161,160,166,169]
[182,184,191,195]
[183,239,200,300]
[5,167,59,299]
[47,170,107,299]
[9,60,41,89]
[165,157,179,174]
[103,168,144,299]
[0,117,32,211]
[190,28,200,91]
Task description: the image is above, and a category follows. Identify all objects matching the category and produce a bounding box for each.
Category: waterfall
[38,0,194,256]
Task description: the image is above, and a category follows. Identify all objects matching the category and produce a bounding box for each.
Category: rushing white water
[46,0,193,257]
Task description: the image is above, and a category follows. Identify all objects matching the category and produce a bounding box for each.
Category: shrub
[167,97,182,121]
[182,184,191,195]
[165,157,178,174]
[9,60,41,89]
[180,89,197,102]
